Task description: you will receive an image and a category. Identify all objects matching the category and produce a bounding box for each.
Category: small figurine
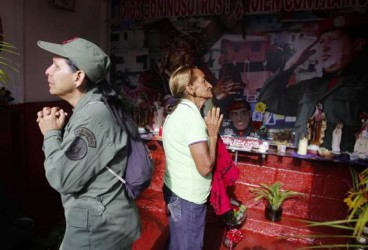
[354,128,368,159]
[134,92,150,133]
[331,122,343,154]
[307,103,327,147]
[354,114,368,159]
[152,96,165,133]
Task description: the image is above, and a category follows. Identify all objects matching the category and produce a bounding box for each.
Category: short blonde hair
[169,65,197,98]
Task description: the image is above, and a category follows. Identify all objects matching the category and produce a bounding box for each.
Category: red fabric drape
[210,137,240,215]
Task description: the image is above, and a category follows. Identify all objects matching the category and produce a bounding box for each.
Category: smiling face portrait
[229,107,250,131]
[226,99,251,136]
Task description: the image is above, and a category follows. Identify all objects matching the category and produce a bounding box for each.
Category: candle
[298,137,308,155]
[277,144,286,154]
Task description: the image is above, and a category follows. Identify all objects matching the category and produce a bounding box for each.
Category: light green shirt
[163,99,212,204]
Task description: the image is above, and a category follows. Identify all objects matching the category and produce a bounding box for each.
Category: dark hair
[160,33,202,73]
[66,59,140,140]
[227,98,251,114]
[96,79,141,140]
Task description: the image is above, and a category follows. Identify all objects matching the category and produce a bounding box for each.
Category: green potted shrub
[0,34,18,107]
[250,181,303,222]
[290,167,368,249]
[0,34,18,85]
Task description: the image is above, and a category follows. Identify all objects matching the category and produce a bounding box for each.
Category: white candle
[298,138,308,155]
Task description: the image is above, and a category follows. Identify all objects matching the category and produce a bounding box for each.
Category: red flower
[226,229,244,243]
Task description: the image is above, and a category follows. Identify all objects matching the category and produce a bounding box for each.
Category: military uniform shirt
[43,89,140,250]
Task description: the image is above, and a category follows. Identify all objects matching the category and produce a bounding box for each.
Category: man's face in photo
[319,30,354,73]
[229,108,250,131]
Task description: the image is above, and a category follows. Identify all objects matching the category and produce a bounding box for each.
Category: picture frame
[50,0,76,12]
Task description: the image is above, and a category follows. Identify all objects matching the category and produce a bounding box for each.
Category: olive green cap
[37,37,111,83]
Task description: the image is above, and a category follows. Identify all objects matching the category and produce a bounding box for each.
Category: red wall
[233,152,353,221]
[141,140,354,241]
[0,101,72,236]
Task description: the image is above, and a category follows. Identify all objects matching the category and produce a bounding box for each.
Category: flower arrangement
[344,167,368,237]
[255,102,267,113]
[223,200,247,228]
[293,167,368,248]
[223,228,244,249]
[222,199,247,248]
[251,102,266,131]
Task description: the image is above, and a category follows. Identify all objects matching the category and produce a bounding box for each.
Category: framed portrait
[50,0,76,12]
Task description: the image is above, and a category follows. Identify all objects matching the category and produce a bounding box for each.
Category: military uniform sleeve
[43,130,63,155]
[258,68,306,116]
[43,114,120,195]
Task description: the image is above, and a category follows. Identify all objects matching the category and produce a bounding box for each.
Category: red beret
[227,99,251,114]
[317,13,367,37]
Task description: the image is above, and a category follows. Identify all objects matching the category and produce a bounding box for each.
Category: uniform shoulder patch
[65,127,97,161]
[74,127,97,148]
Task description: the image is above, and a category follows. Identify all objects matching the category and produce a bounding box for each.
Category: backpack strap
[88,101,128,184]
[105,135,132,185]
[105,166,126,184]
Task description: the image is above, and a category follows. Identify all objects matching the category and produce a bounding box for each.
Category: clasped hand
[36,106,68,135]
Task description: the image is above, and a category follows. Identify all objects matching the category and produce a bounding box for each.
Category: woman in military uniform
[36,38,140,249]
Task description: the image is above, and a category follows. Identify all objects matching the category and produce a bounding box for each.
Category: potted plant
[250,181,303,222]
[222,199,248,228]
[290,167,368,249]
[222,199,247,249]
[0,34,18,107]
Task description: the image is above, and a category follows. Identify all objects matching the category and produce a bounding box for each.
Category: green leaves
[344,167,368,238]
[250,181,303,210]
[0,68,9,84]
[0,35,19,87]
[292,167,368,248]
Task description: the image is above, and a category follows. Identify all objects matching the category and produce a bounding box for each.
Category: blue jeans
[163,185,207,250]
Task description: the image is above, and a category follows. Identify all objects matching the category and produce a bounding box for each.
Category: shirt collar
[73,87,100,112]
[180,99,200,111]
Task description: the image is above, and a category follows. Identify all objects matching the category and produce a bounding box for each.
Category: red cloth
[210,137,240,215]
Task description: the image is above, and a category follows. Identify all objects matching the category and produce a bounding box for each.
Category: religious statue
[331,122,343,154]
[152,95,165,133]
[307,103,327,146]
[354,118,368,159]
[134,92,150,133]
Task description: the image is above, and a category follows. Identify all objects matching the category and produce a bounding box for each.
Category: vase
[223,237,237,249]
[223,213,247,229]
[265,205,282,222]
